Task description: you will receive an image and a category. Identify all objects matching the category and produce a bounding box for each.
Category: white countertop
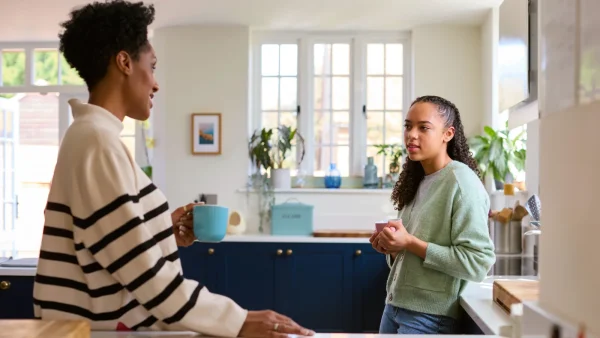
[90,333,499,338]
[460,275,538,335]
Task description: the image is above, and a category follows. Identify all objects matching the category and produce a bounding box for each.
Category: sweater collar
[68,99,124,135]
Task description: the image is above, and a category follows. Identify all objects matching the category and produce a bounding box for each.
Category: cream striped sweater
[33,99,247,335]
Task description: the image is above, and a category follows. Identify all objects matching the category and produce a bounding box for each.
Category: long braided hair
[390,95,480,211]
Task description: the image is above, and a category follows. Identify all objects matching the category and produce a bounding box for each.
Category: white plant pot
[271,168,291,190]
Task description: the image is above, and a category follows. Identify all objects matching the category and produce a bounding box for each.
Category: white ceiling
[0,0,503,42]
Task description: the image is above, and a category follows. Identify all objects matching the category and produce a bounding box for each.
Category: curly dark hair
[58,0,155,90]
[391,95,480,210]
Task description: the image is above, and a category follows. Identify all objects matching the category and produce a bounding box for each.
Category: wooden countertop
[0,319,90,338]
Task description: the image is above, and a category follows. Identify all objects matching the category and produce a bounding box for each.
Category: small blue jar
[324,163,342,189]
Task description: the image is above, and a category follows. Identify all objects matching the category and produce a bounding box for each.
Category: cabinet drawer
[0,276,35,319]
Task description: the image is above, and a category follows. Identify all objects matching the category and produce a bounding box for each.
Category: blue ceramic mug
[193,205,229,242]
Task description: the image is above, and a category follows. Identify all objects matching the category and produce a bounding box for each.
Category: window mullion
[299,37,314,176]
[25,47,34,86]
[351,37,366,177]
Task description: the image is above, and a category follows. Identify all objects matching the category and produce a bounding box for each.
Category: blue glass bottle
[324,163,342,189]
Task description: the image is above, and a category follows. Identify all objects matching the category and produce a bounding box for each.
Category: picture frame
[191,113,222,155]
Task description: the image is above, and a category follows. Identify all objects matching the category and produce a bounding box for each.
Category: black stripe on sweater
[43,226,73,239]
[35,274,124,298]
[45,183,158,230]
[39,251,103,274]
[87,202,169,255]
[164,250,179,262]
[163,283,204,324]
[143,274,184,311]
[105,226,173,274]
[33,297,139,321]
[131,316,158,331]
[126,258,166,292]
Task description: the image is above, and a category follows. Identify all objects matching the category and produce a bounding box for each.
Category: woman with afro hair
[370,95,496,334]
[33,1,314,337]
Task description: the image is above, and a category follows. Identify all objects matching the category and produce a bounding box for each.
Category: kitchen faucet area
[0,0,598,337]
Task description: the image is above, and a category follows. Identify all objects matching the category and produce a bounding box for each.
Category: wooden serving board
[312,230,373,238]
[0,320,90,338]
[493,280,540,314]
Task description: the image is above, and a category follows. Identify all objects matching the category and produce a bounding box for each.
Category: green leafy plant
[469,125,526,183]
[249,128,274,172]
[373,143,407,174]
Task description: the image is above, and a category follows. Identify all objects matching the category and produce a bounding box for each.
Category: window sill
[236,188,393,195]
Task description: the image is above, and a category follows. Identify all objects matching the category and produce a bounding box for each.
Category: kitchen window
[252,32,412,177]
[0,43,139,258]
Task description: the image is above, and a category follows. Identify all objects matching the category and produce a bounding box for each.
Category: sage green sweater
[385,161,495,319]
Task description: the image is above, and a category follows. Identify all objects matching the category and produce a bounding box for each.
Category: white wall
[151,24,485,234]
[481,8,500,130]
[412,25,483,137]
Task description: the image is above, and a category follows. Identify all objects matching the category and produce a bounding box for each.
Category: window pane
[314,44,331,75]
[332,77,349,110]
[280,77,297,111]
[385,113,403,144]
[367,77,384,110]
[332,112,349,145]
[314,77,331,110]
[313,146,331,176]
[11,93,59,258]
[261,44,279,76]
[60,53,85,85]
[262,112,278,130]
[262,77,279,110]
[332,44,349,75]
[122,117,136,136]
[332,146,350,176]
[367,111,384,145]
[121,136,136,158]
[34,49,59,85]
[313,111,330,145]
[279,44,297,76]
[1,50,25,86]
[280,112,297,130]
[367,44,384,75]
[386,77,403,110]
[386,44,403,75]
[367,146,386,177]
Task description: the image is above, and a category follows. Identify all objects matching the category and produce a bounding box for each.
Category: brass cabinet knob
[286,249,293,256]
[208,248,215,255]
[355,250,362,256]
[0,281,10,290]
[276,249,283,256]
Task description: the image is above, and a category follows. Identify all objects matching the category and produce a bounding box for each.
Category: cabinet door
[352,245,389,333]
[279,243,353,332]
[178,242,219,292]
[217,242,283,312]
[0,276,35,319]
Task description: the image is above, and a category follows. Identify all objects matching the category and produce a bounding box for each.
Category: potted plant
[247,125,305,232]
[373,143,406,188]
[469,125,526,190]
[271,125,305,189]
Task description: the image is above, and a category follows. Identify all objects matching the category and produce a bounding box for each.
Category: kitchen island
[90,333,498,338]
[1,235,535,335]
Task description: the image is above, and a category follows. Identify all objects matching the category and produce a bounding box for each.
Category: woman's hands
[171,202,204,247]
[238,310,315,338]
[369,220,412,254]
[369,220,429,259]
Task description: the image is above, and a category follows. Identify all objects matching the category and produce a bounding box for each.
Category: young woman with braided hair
[370,95,495,334]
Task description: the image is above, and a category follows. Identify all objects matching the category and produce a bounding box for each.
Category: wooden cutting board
[493,280,540,314]
[313,230,373,238]
[0,320,90,338]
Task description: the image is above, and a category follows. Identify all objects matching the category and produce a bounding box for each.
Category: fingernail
[179,231,184,236]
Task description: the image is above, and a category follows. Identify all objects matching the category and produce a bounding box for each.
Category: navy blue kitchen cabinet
[0,276,35,319]
[178,241,389,333]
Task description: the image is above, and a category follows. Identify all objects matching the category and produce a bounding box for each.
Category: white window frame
[251,31,412,177]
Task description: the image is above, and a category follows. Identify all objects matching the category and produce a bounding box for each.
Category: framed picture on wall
[191,113,222,155]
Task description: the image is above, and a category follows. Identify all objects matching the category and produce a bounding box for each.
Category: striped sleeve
[71,139,247,336]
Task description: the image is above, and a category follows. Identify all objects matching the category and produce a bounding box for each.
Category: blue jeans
[379,304,459,334]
